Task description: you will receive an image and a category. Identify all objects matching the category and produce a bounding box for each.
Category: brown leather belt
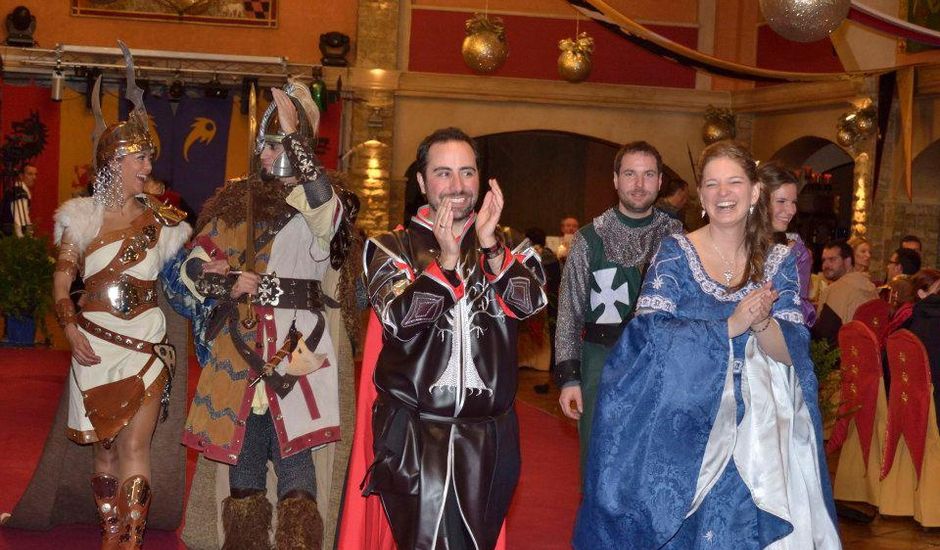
[81,276,158,319]
[78,314,163,354]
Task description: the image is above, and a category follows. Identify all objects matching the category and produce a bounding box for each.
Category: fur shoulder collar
[54,197,103,252]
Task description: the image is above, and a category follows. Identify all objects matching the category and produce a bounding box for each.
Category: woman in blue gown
[573,142,840,549]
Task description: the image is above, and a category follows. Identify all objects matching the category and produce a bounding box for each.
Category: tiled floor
[515,367,940,549]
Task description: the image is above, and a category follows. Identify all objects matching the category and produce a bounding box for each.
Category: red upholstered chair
[853,299,891,345]
[883,330,930,481]
[880,330,940,525]
[829,320,887,507]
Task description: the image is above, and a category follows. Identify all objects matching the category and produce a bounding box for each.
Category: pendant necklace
[709,228,739,286]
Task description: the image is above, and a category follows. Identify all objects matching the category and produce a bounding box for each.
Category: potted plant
[0,234,54,345]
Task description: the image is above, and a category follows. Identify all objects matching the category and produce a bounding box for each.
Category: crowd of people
[7,44,940,550]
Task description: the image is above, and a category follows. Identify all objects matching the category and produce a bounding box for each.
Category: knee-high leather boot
[117,475,151,549]
[275,490,323,550]
[91,473,121,550]
[221,489,273,550]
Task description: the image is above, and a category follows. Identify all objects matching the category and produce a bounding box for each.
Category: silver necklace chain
[708,228,741,286]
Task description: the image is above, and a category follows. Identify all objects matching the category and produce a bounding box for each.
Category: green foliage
[0,235,55,334]
[811,338,842,429]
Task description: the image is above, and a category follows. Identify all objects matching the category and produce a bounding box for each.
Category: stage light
[204,75,227,99]
[168,78,185,102]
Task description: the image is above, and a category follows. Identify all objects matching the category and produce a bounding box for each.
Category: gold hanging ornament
[702,106,736,145]
[462,13,509,74]
[836,99,877,149]
[558,32,594,83]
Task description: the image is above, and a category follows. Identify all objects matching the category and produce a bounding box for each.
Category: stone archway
[769,136,855,268]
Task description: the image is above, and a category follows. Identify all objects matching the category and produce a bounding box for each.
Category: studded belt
[77,314,177,375]
[82,276,158,319]
[250,275,338,311]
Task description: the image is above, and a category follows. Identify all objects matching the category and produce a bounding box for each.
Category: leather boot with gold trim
[117,475,151,549]
[274,490,323,550]
[91,473,121,550]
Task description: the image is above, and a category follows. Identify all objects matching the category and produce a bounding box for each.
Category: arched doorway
[770,137,854,267]
[401,130,685,236]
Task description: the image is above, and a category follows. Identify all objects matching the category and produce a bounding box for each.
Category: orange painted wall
[8,1,358,64]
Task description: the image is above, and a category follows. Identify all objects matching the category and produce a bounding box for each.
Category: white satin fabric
[688,337,842,549]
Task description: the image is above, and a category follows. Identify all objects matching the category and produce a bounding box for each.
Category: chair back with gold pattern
[882,330,931,480]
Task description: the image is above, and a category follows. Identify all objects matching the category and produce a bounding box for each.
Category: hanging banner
[171,97,234,213]
[123,96,233,213]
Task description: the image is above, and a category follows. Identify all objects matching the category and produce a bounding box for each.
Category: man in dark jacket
[362,127,547,550]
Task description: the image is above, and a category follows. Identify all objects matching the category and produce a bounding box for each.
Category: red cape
[337,312,506,549]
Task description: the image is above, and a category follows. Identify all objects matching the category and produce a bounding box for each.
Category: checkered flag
[243,0,272,19]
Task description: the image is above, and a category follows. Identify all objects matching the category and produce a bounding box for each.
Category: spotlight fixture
[319,32,350,67]
[204,75,227,99]
[168,78,185,102]
[5,5,36,47]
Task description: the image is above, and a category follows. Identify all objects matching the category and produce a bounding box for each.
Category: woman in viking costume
[49,42,191,549]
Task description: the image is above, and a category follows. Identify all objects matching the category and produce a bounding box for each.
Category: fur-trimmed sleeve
[156,221,192,268]
[53,197,102,251]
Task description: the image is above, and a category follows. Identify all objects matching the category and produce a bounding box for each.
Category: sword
[242,82,259,330]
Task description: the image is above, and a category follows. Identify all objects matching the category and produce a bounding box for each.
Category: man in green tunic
[554,141,682,477]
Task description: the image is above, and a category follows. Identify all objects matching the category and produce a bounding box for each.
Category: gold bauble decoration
[855,113,875,134]
[853,101,877,135]
[759,0,850,42]
[702,106,736,145]
[462,14,509,74]
[836,125,858,148]
[558,32,594,83]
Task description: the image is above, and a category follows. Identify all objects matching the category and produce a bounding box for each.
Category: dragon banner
[121,95,233,213]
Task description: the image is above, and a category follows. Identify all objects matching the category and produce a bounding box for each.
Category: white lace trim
[637,294,676,314]
[674,235,789,302]
[774,310,805,325]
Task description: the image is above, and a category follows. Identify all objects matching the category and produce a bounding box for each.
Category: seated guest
[812,240,878,346]
[901,269,940,430]
[887,247,922,281]
[881,247,922,300]
[848,236,873,276]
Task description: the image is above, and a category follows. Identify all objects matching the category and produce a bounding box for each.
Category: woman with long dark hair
[574,142,839,548]
[760,161,816,327]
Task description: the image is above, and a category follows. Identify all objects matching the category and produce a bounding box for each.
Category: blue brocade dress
[573,235,841,549]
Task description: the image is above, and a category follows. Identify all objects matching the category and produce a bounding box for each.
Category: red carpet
[0,349,580,549]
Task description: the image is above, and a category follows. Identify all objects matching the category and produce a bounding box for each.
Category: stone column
[348,0,401,235]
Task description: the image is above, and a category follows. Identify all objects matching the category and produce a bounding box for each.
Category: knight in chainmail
[164,81,359,549]
[554,141,682,478]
